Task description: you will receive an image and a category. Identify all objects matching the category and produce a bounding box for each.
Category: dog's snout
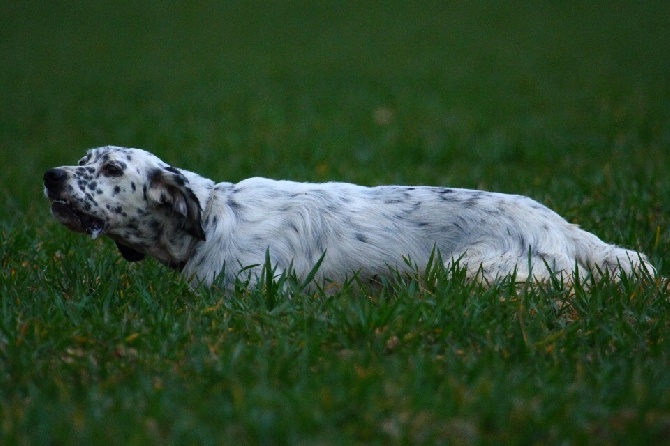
[43,168,68,189]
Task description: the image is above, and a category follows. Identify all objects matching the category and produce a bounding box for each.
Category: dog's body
[43,146,654,289]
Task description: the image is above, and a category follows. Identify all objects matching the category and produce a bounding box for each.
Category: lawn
[1,1,670,444]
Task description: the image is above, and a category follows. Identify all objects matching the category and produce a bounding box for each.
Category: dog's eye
[102,163,124,177]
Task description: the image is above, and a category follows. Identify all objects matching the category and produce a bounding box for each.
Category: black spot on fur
[114,186,121,194]
[78,154,91,166]
[165,167,188,185]
[228,198,241,215]
[436,188,456,201]
[131,182,136,191]
[355,233,368,243]
[172,174,185,186]
[463,195,480,208]
[289,221,299,234]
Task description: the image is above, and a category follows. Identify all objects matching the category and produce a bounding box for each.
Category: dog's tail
[570,227,655,280]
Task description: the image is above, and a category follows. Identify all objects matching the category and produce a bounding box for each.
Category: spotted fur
[44,146,654,289]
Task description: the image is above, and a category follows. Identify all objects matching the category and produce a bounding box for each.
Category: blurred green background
[2,1,668,213]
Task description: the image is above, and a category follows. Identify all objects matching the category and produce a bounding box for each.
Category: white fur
[44,146,655,289]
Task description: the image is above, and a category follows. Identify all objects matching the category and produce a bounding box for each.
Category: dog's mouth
[50,200,106,239]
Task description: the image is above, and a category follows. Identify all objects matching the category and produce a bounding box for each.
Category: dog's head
[43,146,205,265]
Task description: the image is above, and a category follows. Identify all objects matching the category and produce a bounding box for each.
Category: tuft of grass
[1,1,670,444]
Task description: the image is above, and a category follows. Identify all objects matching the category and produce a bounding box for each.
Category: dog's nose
[43,168,68,189]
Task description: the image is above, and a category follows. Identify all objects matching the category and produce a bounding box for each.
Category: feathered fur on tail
[571,228,655,280]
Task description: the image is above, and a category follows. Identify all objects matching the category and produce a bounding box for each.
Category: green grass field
[2,1,670,444]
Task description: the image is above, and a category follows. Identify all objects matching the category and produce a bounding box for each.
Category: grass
[1,0,670,444]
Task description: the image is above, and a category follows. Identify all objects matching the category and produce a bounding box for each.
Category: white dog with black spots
[43,146,654,289]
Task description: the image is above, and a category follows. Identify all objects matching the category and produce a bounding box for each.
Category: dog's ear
[115,241,146,262]
[147,168,206,241]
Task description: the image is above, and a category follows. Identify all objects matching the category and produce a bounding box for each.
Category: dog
[43,146,654,289]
